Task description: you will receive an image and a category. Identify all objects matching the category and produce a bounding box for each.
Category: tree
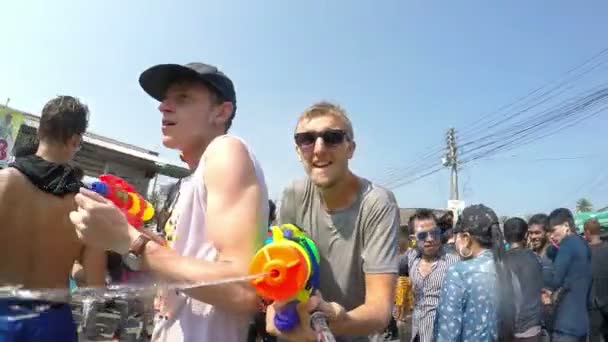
[576,198,593,213]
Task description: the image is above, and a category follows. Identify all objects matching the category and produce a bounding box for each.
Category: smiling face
[527,223,548,251]
[294,113,355,189]
[157,81,231,154]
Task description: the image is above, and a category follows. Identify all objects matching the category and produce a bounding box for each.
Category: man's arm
[81,246,107,286]
[329,189,400,336]
[547,237,574,290]
[135,137,265,313]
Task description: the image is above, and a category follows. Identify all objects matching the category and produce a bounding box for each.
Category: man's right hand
[266,299,318,342]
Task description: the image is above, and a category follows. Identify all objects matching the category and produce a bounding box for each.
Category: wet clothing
[434,250,499,342]
[9,155,82,196]
[505,247,543,337]
[0,300,77,342]
[278,177,400,342]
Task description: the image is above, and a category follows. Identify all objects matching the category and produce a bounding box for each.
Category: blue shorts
[0,299,77,342]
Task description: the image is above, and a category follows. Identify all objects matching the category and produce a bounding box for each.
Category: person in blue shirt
[543,208,592,342]
[434,204,516,342]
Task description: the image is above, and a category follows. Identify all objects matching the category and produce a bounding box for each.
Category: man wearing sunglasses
[267,102,400,341]
[400,209,459,342]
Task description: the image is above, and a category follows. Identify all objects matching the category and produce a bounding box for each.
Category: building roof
[1,104,189,178]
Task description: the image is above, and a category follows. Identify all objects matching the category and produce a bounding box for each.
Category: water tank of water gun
[249,224,321,332]
[89,174,155,228]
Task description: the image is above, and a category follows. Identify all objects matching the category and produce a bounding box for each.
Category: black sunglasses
[415,227,442,241]
[294,129,349,148]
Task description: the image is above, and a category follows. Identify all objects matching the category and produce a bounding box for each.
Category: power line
[385,87,608,190]
[376,47,608,190]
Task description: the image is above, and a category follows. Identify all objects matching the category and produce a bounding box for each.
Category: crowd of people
[388,209,608,342]
[0,60,606,342]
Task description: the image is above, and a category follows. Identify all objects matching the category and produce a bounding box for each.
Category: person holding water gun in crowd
[70,62,269,342]
[0,96,106,341]
[267,102,400,341]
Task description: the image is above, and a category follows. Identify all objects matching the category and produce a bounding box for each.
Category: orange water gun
[249,224,335,341]
[89,174,155,229]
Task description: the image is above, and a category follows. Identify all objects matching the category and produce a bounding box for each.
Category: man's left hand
[69,187,137,254]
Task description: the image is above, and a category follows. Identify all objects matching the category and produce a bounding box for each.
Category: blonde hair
[296,101,354,140]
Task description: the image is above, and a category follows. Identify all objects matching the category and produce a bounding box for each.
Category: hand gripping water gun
[249,224,335,342]
[89,174,155,229]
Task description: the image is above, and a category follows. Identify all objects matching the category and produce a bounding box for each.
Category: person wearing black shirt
[584,218,608,342]
[504,217,544,342]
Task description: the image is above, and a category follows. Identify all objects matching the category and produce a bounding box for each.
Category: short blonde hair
[296,101,354,140]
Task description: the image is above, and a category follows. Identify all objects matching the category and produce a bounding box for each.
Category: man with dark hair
[503,217,543,341]
[400,209,459,342]
[528,214,551,257]
[0,96,106,341]
[542,208,592,341]
[584,218,608,342]
[70,63,269,342]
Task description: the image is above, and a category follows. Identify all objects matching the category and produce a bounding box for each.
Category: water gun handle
[274,304,336,342]
[274,300,300,331]
[310,311,336,342]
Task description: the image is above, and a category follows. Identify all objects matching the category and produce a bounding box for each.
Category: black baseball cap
[454,204,499,235]
[138,62,236,107]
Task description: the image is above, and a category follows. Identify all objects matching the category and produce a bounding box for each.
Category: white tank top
[153,135,269,342]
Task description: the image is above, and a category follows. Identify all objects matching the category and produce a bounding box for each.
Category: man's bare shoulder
[202,136,256,179]
[204,135,250,162]
[0,167,28,197]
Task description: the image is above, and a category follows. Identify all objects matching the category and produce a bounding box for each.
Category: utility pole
[443,128,459,200]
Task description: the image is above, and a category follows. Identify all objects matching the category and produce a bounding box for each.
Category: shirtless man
[69,62,269,342]
[0,96,106,341]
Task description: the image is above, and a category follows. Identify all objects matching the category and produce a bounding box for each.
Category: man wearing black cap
[69,62,269,342]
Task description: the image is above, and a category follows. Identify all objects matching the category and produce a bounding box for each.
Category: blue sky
[1,0,607,217]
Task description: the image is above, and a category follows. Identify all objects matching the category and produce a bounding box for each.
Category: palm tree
[576,198,593,213]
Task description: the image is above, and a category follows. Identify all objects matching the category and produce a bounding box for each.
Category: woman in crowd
[434,204,516,342]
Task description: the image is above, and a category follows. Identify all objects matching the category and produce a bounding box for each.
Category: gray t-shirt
[278,177,400,342]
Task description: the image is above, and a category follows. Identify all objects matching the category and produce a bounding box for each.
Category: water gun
[89,174,155,229]
[249,224,335,341]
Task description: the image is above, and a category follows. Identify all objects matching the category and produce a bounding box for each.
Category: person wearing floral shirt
[434,204,516,342]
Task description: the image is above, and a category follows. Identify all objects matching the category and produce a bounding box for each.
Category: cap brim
[139,64,201,101]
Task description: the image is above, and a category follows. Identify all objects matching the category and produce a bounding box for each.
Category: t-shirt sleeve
[361,188,400,274]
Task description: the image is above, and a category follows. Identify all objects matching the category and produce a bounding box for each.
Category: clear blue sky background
[1,0,607,217]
